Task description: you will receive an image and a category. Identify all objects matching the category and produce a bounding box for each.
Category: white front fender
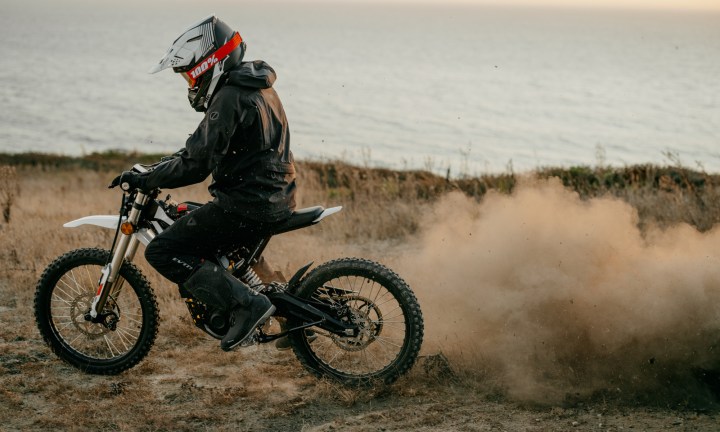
[64,215,126,229]
[64,215,154,246]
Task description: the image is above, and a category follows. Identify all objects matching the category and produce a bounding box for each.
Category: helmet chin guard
[150,15,245,111]
[187,56,227,112]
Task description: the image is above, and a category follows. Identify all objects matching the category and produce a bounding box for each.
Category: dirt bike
[34,161,424,385]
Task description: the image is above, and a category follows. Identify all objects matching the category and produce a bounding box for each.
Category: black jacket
[143,61,296,222]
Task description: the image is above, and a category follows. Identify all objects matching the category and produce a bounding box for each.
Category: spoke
[52,285,77,303]
[84,265,97,294]
[373,335,404,349]
[54,319,76,330]
[320,338,339,363]
[324,346,344,367]
[380,311,406,321]
[375,297,399,308]
[57,277,83,298]
[116,327,138,346]
[113,331,130,352]
[104,335,120,357]
[67,268,88,296]
[112,278,126,296]
[124,313,143,326]
[69,332,85,346]
[373,289,394,305]
[123,316,144,327]
[120,325,141,336]
[376,322,406,329]
[51,293,74,306]
[360,345,375,369]
[369,281,381,304]
[120,309,144,318]
[347,276,356,298]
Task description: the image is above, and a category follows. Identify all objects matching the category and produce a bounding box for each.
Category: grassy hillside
[0,153,718,430]
[2,151,719,235]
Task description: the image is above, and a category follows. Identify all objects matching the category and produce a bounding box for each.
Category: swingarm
[264,290,358,340]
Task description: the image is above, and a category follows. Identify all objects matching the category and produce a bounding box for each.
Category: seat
[270,206,325,235]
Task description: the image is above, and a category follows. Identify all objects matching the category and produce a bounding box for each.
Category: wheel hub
[331,296,383,351]
[73,293,120,336]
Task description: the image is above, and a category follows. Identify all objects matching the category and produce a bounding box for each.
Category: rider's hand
[108,171,147,191]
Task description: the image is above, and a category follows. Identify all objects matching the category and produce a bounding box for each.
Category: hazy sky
[477,0,720,10]
[37,0,720,12]
[311,0,720,11]
[50,0,720,12]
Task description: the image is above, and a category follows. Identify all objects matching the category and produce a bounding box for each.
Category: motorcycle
[34,161,424,385]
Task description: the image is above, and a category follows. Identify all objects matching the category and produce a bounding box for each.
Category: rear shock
[241,267,263,290]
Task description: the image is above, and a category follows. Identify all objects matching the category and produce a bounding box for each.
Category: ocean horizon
[1,0,718,174]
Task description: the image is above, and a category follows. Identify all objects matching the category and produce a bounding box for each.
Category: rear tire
[34,248,159,374]
[288,258,423,386]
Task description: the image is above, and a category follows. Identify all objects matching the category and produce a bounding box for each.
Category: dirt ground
[2,245,719,432]
[1,315,719,431]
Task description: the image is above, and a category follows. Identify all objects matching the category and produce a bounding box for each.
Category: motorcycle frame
[68,188,355,337]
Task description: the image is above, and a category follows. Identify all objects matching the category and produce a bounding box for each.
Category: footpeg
[239,330,260,348]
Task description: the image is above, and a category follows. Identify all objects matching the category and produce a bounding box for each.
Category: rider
[109,15,296,351]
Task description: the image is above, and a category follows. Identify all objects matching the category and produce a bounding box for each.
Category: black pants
[145,203,270,284]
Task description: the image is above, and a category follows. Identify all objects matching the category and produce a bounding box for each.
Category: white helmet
[149,15,246,112]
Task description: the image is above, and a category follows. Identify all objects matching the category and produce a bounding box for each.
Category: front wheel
[288,258,424,385]
[34,248,159,374]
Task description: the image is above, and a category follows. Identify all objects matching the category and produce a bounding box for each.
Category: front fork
[89,191,148,320]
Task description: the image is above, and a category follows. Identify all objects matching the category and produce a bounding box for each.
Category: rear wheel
[34,248,159,374]
[288,258,423,385]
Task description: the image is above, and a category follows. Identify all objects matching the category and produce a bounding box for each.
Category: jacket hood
[226,60,276,89]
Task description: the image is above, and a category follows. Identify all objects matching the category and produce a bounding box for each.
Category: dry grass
[1,155,719,430]
[0,165,20,223]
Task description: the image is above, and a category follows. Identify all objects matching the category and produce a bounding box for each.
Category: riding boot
[182,261,275,351]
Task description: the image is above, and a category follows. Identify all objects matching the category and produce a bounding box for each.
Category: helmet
[149,15,246,112]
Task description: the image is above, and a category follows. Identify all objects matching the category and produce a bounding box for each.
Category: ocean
[1,0,718,175]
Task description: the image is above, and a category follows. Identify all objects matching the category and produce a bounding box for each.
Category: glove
[108,171,147,191]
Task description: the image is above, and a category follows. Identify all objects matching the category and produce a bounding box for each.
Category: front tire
[34,248,159,374]
[288,258,424,386]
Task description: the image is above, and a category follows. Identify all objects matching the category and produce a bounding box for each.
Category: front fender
[63,215,154,246]
[63,215,126,229]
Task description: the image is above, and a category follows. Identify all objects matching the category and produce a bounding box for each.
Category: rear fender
[287,262,314,292]
[313,206,342,223]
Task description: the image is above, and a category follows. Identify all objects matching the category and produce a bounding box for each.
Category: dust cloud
[401,178,720,404]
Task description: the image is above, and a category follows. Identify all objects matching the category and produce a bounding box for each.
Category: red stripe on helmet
[186,32,242,87]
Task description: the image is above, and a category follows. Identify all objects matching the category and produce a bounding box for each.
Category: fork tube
[109,192,147,281]
[124,236,140,262]
[94,192,148,314]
